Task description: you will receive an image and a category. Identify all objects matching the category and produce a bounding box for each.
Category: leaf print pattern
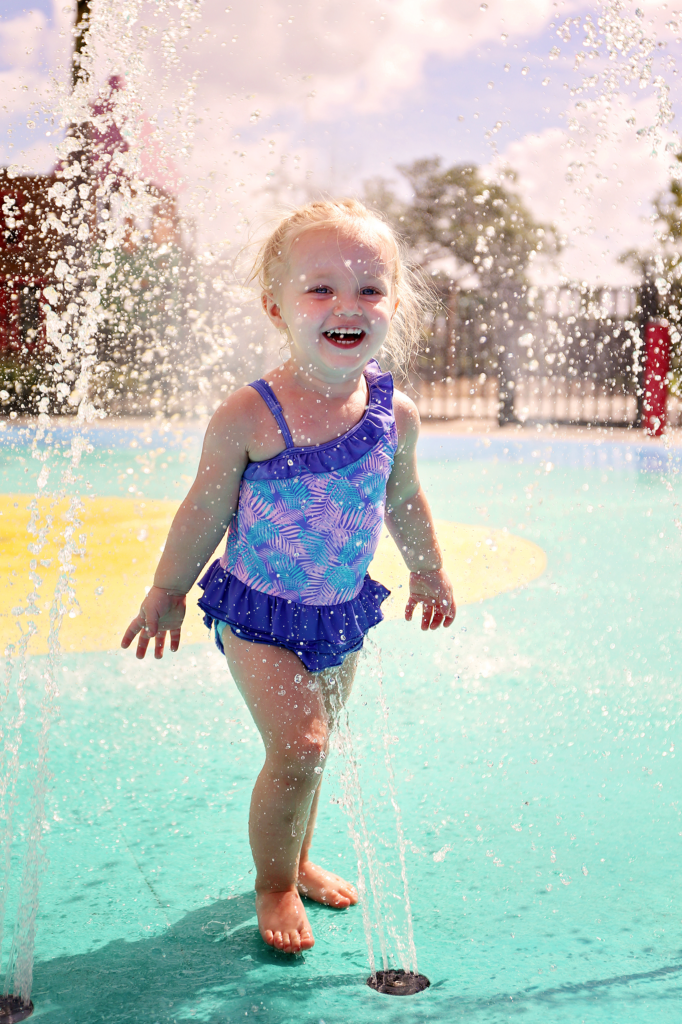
[223,425,397,606]
[337,530,373,564]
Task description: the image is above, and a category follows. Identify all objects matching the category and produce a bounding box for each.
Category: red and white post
[642,320,671,437]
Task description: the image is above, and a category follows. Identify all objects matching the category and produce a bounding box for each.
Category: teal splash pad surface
[5,433,682,1023]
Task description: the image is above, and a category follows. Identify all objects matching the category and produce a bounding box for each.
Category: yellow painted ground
[371,521,546,621]
[0,495,546,655]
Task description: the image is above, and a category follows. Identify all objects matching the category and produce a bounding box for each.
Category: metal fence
[413,286,682,428]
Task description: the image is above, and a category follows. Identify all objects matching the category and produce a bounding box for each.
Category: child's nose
[333,294,362,317]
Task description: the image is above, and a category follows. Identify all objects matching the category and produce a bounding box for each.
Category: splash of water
[329,645,421,977]
[0,629,31,988]
[330,679,388,973]
[1,1,203,1001]
[1,447,92,1001]
[370,644,418,976]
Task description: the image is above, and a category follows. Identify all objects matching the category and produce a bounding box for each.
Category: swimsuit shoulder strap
[248,379,295,450]
[363,358,394,408]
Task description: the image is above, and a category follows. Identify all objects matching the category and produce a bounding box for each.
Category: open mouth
[322,327,366,348]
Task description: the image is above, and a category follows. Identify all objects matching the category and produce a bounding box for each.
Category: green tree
[365,157,554,291]
[365,159,555,394]
[621,151,682,305]
[620,152,682,395]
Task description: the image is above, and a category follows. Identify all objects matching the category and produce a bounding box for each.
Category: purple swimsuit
[198,359,398,671]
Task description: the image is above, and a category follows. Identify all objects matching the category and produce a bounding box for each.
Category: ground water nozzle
[366,969,430,996]
[0,995,34,1022]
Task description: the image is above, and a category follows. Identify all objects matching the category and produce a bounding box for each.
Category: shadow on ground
[31,893,366,1023]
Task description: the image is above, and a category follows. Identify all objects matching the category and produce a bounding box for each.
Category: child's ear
[262,291,287,330]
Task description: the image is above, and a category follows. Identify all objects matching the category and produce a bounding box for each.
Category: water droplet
[314,766,323,774]
[294,674,302,683]
[521,66,530,76]
[480,2,488,9]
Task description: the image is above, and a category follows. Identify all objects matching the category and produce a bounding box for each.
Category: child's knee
[272,722,329,781]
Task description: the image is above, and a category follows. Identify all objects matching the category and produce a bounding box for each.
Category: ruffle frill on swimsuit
[197,359,397,673]
[198,561,389,671]
[241,363,395,484]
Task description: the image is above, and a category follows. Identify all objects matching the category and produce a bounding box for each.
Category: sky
[1,0,682,284]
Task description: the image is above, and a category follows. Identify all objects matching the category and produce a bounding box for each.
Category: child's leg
[222,632,357,953]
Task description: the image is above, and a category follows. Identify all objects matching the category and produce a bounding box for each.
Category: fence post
[642,320,671,437]
[497,285,519,426]
[636,276,658,428]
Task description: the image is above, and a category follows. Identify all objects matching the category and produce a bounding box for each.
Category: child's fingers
[404,597,418,621]
[421,603,432,630]
[154,631,166,659]
[169,628,181,652]
[429,608,445,630]
[135,630,151,659]
[121,613,144,649]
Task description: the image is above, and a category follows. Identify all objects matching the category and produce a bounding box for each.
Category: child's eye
[310,286,333,294]
[360,287,382,296]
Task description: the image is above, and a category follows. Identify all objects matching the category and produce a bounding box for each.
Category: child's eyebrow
[300,263,389,280]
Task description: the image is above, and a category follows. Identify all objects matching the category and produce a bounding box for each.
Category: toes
[263,929,275,947]
[327,889,350,907]
[337,879,358,900]
[273,930,284,950]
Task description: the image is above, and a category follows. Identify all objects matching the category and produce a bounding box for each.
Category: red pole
[642,320,671,437]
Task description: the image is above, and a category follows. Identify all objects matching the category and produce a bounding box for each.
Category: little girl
[121,198,455,955]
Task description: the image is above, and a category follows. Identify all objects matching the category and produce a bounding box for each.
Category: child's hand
[405,569,456,631]
[121,586,187,659]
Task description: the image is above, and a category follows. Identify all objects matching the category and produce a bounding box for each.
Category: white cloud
[0,8,48,69]
[0,3,74,170]
[175,0,564,119]
[130,0,566,248]
[1,0,679,275]
[496,92,678,285]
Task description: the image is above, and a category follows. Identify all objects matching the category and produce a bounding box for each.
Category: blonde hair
[251,198,436,377]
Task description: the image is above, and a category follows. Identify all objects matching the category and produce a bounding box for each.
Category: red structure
[0,171,60,355]
[642,320,671,437]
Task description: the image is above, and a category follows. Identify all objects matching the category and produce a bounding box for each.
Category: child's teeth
[325,327,363,340]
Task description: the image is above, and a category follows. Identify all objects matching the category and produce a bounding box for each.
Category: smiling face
[262,226,397,382]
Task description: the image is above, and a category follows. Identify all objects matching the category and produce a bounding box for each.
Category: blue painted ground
[3,426,681,1023]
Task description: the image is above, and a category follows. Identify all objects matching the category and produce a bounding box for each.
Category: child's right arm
[120,389,256,659]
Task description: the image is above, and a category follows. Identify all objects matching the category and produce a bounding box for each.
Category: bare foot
[255,888,315,954]
[297,860,359,908]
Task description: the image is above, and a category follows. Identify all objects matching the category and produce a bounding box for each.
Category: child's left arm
[384,392,456,631]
